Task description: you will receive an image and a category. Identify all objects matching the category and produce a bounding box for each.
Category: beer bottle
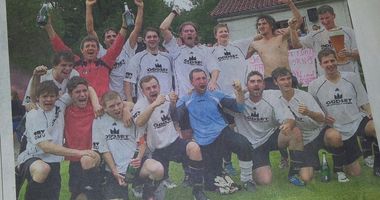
[36,1,50,28]
[320,152,331,182]
[125,149,139,183]
[123,2,135,29]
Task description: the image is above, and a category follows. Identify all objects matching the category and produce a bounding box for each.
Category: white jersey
[17,95,71,165]
[132,96,178,151]
[163,37,220,97]
[125,50,173,99]
[308,72,368,140]
[98,39,136,100]
[276,89,325,145]
[234,90,294,149]
[22,68,79,105]
[92,113,137,174]
[300,26,359,76]
[210,38,251,96]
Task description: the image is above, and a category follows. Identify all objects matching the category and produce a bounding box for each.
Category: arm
[128,0,144,49]
[233,80,244,104]
[102,152,127,186]
[298,104,325,123]
[85,0,99,39]
[159,11,176,43]
[30,65,48,104]
[288,17,302,48]
[38,141,97,158]
[135,95,166,127]
[122,101,135,127]
[279,119,296,136]
[279,0,302,28]
[208,69,220,91]
[245,41,257,59]
[124,81,134,102]
[88,86,103,117]
[361,103,373,118]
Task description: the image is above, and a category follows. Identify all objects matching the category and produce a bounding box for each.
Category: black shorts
[19,157,61,199]
[103,171,129,200]
[292,126,329,169]
[252,129,280,169]
[152,137,189,172]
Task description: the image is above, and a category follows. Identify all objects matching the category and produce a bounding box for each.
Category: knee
[299,171,313,183]
[292,127,303,143]
[80,151,100,170]
[144,159,164,180]
[325,129,343,148]
[30,161,51,183]
[365,120,376,136]
[186,142,201,158]
[255,171,272,185]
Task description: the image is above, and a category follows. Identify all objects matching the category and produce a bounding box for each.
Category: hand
[25,102,37,112]
[86,0,97,7]
[298,104,309,116]
[172,4,181,15]
[208,81,217,91]
[168,92,178,104]
[232,80,242,92]
[279,123,292,136]
[93,104,104,118]
[123,109,133,128]
[325,115,335,126]
[338,48,351,58]
[112,171,127,186]
[130,158,141,168]
[274,28,287,36]
[134,0,144,8]
[80,150,98,159]
[33,65,48,76]
[153,94,166,107]
[288,17,298,30]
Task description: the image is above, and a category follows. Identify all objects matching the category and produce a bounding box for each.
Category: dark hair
[317,47,337,62]
[178,21,199,44]
[271,67,292,81]
[246,71,264,83]
[143,27,160,38]
[80,35,100,50]
[36,80,59,97]
[213,23,229,36]
[317,5,335,15]
[102,90,121,107]
[103,28,118,39]
[67,76,88,94]
[139,75,160,89]
[256,15,277,32]
[52,51,75,66]
[189,68,207,81]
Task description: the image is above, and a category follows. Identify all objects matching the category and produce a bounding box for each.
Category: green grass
[20,151,380,200]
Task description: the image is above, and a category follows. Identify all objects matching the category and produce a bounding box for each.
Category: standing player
[15,81,98,200]
[308,48,380,180]
[85,0,144,101]
[92,91,164,200]
[272,67,344,184]
[233,71,303,186]
[125,27,173,101]
[160,9,220,98]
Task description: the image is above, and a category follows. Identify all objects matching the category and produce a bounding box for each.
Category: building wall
[217,0,352,41]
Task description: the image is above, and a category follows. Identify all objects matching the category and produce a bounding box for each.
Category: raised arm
[128,0,144,49]
[85,0,99,39]
[135,95,166,127]
[279,0,302,28]
[30,65,48,103]
[159,9,177,43]
[288,17,302,48]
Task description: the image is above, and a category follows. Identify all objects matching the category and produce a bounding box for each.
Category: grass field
[20,151,380,200]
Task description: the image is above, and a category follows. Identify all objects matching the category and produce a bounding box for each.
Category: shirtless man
[246,0,302,89]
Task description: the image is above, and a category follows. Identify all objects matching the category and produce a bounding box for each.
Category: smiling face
[191,71,208,94]
[104,96,124,120]
[141,78,161,103]
[247,74,264,98]
[37,92,58,111]
[274,74,293,93]
[81,40,99,61]
[320,54,338,76]
[70,84,89,108]
[215,26,229,44]
[257,18,272,35]
[53,59,74,82]
[103,30,117,48]
[144,30,160,51]
[319,12,336,30]
[180,24,197,47]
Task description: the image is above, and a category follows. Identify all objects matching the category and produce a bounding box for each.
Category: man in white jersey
[292,5,360,76]
[132,75,208,200]
[15,81,98,200]
[92,91,164,200]
[272,67,344,184]
[86,0,143,101]
[308,48,380,179]
[210,23,252,176]
[23,51,79,110]
[233,71,303,185]
[159,9,220,98]
[125,27,173,101]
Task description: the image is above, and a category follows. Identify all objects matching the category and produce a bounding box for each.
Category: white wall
[218,0,352,41]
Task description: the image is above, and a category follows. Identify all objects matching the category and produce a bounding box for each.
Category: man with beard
[85,0,144,101]
[160,9,220,98]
